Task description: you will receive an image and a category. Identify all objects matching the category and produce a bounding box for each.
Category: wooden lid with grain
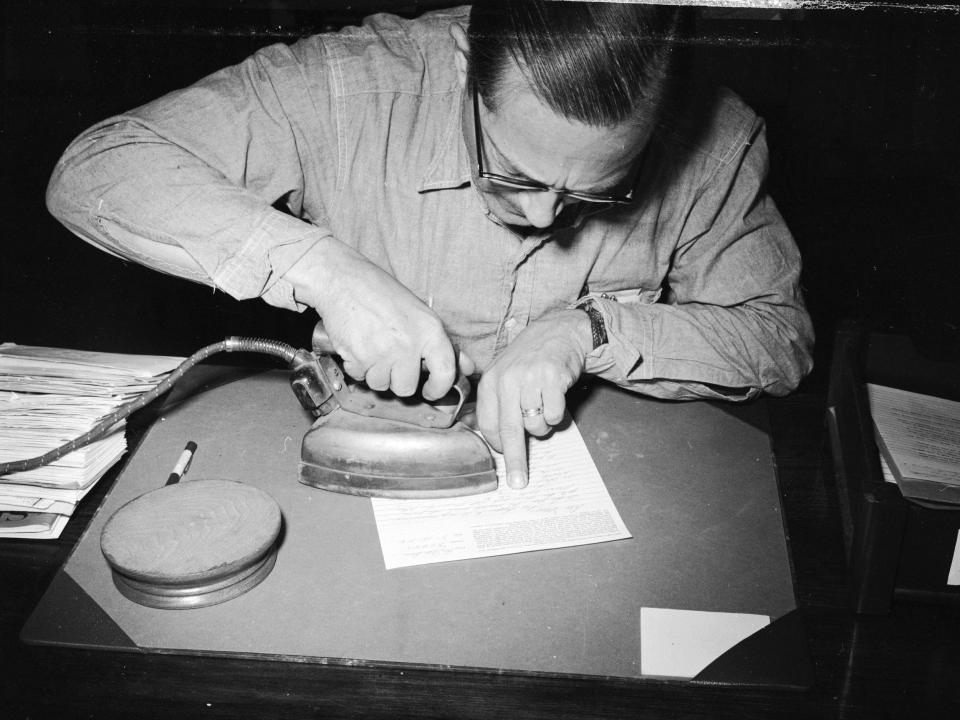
[100,479,282,591]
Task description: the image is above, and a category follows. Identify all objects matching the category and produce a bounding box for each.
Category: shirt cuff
[569,296,644,382]
[211,211,323,312]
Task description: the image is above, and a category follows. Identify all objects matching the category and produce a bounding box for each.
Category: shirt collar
[417,87,473,193]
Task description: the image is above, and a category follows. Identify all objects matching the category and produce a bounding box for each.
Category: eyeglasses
[472,86,635,206]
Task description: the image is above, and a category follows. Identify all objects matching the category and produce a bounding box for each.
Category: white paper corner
[640,607,770,679]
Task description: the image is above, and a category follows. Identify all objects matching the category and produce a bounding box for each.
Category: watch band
[581,302,608,350]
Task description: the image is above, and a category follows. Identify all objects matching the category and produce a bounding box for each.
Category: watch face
[583,303,608,349]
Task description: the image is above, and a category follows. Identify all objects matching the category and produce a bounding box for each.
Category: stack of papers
[868,383,960,505]
[0,343,183,539]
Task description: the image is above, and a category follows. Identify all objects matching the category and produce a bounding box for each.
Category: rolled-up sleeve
[45,41,335,311]
[585,116,814,400]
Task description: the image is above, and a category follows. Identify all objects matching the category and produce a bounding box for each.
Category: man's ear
[449,23,469,87]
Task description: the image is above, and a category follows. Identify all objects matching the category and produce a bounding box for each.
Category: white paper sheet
[949,530,960,587]
[868,384,960,486]
[371,418,631,569]
[0,343,183,379]
[640,607,770,679]
[878,454,897,484]
[0,510,70,539]
[0,493,76,515]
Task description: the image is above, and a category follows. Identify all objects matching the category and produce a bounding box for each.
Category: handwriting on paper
[371,417,631,569]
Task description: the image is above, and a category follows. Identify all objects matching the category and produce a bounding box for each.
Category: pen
[165,441,198,486]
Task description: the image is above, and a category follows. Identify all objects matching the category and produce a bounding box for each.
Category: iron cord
[0,337,299,475]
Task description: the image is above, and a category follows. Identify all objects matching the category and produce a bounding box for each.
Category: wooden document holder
[826,321,960,615]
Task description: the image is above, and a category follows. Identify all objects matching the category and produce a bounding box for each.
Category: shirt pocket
[582,287,663,306]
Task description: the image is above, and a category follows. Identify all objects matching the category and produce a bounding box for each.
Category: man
[46,1,814,489]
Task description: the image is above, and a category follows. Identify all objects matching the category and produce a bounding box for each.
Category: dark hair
[467,0,680,127]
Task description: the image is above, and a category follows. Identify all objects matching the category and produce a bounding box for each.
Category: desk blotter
[22,370,808,687]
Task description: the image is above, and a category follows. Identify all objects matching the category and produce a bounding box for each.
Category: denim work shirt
[47,6,813,400]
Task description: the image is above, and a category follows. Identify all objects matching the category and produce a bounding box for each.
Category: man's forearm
[46,115,329,311]
[583,296,814,400]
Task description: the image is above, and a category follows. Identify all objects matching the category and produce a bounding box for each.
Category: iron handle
[309,321,469,429]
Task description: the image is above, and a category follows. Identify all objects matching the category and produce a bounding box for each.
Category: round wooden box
[100,479,282,609]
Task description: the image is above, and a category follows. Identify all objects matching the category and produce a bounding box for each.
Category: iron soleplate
[299,411,498,499]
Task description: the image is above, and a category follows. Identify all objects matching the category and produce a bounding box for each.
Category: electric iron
[291,323,498,499]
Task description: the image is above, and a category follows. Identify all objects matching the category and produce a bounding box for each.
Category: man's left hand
[475,309,593,489]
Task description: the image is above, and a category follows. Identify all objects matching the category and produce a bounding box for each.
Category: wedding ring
[521,407,544,418]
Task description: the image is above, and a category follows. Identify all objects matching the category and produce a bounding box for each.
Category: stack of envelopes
[0,343,182,539]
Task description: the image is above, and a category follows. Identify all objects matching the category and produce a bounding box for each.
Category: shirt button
[504,317,517,329]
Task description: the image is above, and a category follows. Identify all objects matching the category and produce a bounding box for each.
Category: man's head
[452,0,679,230]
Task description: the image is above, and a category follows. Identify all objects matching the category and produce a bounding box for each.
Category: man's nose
[519,191,565,229]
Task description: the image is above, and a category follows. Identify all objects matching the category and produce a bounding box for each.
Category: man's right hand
[284,237,457,400]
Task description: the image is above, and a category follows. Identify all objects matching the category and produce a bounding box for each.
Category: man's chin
[490,212,541,235]
[498,215,560,236]
[489,208,529,228]
[487,201,580,234]
[507,222,545,237]
[503,210,580,235]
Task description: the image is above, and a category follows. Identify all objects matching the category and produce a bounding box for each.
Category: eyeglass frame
[471,85,636,206]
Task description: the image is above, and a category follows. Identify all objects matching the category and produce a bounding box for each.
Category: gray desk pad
[22,370,808,687]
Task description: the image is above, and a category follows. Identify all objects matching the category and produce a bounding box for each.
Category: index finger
[499,402,529,490]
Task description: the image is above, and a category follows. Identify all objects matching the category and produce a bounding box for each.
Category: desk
[2,372,958,719]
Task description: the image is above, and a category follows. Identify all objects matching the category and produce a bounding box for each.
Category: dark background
[3,0,960,389]
[3,5,960,717]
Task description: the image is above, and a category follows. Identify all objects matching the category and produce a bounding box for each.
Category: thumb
[458,349,477,377]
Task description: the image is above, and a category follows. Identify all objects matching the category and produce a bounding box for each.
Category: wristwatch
[580,301,608,350]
